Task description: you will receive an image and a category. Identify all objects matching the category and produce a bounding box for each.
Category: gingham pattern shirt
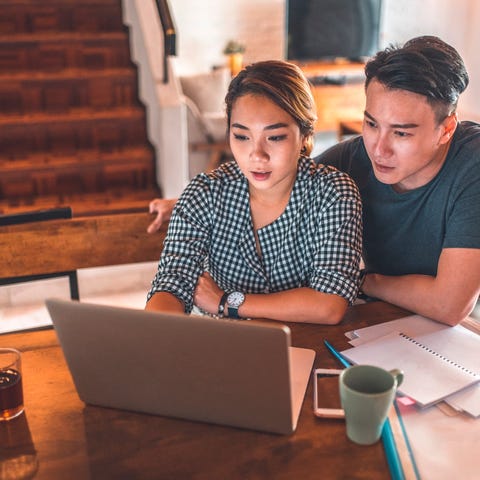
[148,157,362,313]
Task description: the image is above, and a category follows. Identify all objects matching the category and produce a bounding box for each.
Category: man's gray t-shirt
[317,121,480,276]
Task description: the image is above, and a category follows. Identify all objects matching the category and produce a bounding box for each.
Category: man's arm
[362,248,480,325]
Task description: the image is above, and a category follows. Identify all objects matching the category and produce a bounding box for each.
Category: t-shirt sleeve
[444,165,480,248]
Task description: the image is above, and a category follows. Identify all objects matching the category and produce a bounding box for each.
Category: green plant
[223,40,245,55]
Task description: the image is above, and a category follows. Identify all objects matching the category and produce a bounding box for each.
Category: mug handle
[389,368,404,388]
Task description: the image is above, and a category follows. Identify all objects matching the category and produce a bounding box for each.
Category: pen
[323,339,405,480]
[323,339,350,368]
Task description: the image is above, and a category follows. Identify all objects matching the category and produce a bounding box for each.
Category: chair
[179,67,233,175]
[0,207,79,299]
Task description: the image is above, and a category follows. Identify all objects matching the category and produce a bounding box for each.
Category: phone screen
[313,368,344,418]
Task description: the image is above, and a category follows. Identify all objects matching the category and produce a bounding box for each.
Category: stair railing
[154,0,176,83]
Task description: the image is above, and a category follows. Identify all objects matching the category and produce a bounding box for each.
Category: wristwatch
[227,291,245,319]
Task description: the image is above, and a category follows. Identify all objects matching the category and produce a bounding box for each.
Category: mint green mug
[339,365,404,445]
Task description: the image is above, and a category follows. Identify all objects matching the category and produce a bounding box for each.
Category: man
[148,36,480,326]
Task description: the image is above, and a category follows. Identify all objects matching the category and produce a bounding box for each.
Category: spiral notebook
[341,328,480,408]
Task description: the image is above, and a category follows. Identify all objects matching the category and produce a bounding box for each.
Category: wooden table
[0,301,410,479]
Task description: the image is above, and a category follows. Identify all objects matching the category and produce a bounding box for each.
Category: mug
[339,364,403,445]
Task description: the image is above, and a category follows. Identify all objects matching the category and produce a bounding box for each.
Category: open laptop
[46,298,315,435]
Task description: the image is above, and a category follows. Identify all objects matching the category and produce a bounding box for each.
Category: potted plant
[223,40,245,76]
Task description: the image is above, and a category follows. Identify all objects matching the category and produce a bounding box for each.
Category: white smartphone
[313,368,345,419]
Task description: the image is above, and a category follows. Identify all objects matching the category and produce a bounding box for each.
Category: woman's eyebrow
[230,122,289,130]
[265,122,289,130]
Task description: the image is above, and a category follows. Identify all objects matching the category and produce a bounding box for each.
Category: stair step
[0,0,159,207]
[0,146,154,170]
[0,0,123,35]
[0,68,140,114]
[0,108,149,159]
[0,147,156,199]
[0,187,162,218]
[0,32,132,72]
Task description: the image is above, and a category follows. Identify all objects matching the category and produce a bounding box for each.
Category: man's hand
[147,198,177,233]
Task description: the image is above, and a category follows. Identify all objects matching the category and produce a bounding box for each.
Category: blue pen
[323,339,405,480]
[324,339,350,368]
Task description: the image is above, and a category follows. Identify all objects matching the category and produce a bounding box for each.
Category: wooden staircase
[0,0,161,216]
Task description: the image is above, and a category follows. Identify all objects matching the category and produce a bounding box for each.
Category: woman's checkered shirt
[148,157,362,313]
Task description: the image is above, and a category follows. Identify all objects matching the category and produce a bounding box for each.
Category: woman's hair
[365,36,469,123]
[225,60,317,156]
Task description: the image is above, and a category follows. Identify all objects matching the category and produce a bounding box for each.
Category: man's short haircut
[365,36,469,121]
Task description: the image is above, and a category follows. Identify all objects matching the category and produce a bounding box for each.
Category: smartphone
[313,368,345,419]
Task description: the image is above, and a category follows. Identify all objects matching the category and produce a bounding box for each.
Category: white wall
[169,0,480,118]
[380,0,480,119]
[169,0,284,75]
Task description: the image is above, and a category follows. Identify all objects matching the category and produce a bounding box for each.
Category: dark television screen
[286,0,382,62]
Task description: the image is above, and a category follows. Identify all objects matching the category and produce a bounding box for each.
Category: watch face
[227,291,245,308]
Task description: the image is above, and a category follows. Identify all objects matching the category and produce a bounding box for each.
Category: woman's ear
[302,135,313,156]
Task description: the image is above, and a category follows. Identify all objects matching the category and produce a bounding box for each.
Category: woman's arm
[194,272,348,324]
[146,177,212,313]
[145,291,185,313]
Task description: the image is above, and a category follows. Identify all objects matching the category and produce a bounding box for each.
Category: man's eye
[395,131,411,138]
[365,120,377,129]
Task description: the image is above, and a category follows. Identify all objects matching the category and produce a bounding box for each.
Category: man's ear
[440,113,458,144]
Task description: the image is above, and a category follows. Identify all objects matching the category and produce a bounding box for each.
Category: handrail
[155,0,177,83]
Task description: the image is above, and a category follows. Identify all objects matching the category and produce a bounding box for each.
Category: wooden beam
[1,212,166,278]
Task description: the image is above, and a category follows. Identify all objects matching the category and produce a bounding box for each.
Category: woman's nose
[250,142,269,161]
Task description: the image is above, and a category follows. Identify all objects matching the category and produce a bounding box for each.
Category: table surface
[0,301,411,480]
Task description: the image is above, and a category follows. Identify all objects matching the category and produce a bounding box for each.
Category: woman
[146,60,362,324]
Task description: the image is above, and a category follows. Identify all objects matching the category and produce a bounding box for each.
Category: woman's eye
[365,120,377,129]
[269,135,287,142]
[233,133,248,141]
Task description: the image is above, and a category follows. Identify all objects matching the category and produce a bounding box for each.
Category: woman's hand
[194,272,224,315]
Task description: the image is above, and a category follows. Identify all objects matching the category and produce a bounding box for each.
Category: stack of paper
[342,315,480,417]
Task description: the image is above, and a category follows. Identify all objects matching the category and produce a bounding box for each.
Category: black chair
[0,207,80,299]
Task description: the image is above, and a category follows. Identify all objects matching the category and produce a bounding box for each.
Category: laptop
[46,298,315,435]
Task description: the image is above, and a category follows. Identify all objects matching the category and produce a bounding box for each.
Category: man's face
[362,79,456,192]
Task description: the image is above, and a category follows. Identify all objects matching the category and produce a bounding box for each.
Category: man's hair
[365,36,469,122]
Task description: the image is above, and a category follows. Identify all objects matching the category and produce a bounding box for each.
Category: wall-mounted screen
[286,0,382,63]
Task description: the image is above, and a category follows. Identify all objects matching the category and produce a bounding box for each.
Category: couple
[146,36,480,327]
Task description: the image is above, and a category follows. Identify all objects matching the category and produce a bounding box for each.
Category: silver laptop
[46,298,315,435]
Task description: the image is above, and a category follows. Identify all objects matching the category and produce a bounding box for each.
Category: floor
[0,262,158,334]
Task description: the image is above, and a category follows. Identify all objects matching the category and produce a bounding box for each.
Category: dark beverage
[0,368,24,421]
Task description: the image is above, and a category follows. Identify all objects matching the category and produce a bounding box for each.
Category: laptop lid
[46,299,315,435]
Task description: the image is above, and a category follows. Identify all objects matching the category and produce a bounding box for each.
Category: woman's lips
[251,171,271,181]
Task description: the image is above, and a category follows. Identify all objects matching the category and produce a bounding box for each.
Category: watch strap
[218,292,229,318]
[228,305,240,319]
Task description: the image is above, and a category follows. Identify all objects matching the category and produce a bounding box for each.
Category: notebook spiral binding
[399,333,479,378]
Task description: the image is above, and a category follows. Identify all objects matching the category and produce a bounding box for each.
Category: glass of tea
[0,348,24,421]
